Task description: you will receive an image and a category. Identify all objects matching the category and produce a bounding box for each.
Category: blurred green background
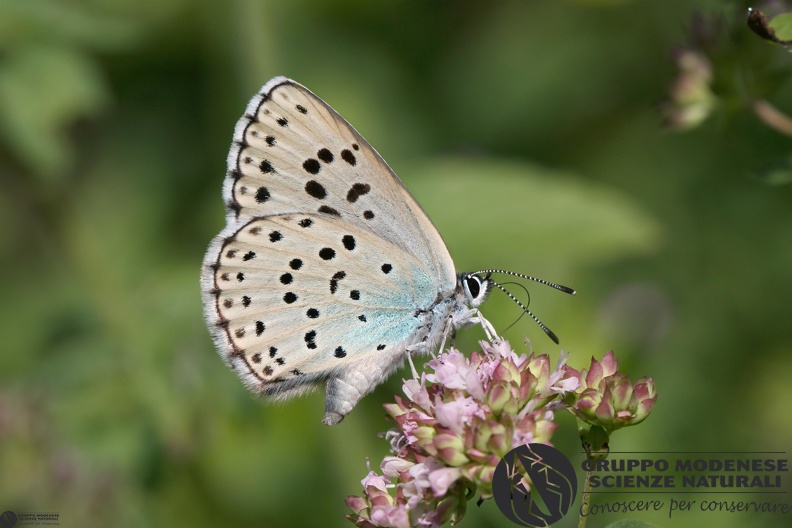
[2,0,792,526]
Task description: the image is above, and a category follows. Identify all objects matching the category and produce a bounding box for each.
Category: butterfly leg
[437,331,448,357]
[470,309,499,341]
[449,308,499,342]
[445,323,459,351]
[406,350,420,379]
[436,317,457,355]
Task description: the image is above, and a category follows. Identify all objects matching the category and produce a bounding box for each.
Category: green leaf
[0,46,109,182]
[769,12,792,41]
[403,157,663,272]
[0,0,144,50]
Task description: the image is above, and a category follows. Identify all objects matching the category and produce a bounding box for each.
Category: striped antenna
[488,280,560,344]
[472,269,576,295]
[472,270,575,344]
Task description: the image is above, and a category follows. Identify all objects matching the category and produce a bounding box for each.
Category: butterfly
[201,77,574,425]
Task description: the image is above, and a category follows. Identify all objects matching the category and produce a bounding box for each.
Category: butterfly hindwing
[205,213,440,400]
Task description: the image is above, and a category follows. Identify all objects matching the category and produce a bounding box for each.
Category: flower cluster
[345,340,578,527]
[662,48,716,130]
[344,342,657,528]
[563,350,657,433]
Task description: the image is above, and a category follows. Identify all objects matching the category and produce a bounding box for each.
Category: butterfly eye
[462,274,491,308]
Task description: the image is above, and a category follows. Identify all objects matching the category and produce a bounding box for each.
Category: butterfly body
[202,77,494,424]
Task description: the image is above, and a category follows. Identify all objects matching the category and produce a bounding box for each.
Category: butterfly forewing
[225,77,455,289]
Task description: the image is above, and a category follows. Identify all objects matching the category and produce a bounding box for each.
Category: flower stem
[753,99,792,139]
[578,469,593,528]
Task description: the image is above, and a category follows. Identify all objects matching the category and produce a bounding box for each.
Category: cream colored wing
[203,213,440,401]
[223,77,456,290]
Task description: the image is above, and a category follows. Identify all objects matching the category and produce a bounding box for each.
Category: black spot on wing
[342,235,355,250]
[305,330,317,350]
[260,160,274,173]
[318,205,340,216]
[341,149,356,165]
[305,180,327,199]
[330,271,345,294]
[347,183,371,203]
[303,159,321,175]
[317,148,334,163]
[255,187,270,203]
